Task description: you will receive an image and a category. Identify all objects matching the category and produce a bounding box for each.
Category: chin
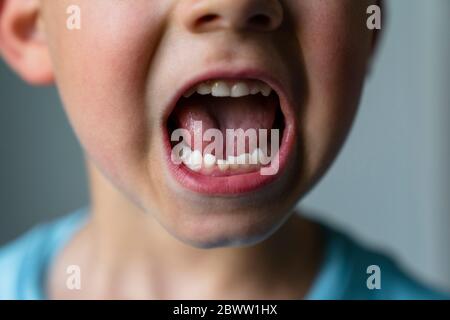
[154,195,298,249]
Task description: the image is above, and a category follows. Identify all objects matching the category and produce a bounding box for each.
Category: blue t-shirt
[0,208,448,300]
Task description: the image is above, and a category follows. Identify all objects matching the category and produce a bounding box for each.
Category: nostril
[185,0,283,33]
[194,14,221,29]
[248,14,272,29]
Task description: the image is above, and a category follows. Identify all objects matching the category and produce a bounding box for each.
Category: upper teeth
[183,80,272,98]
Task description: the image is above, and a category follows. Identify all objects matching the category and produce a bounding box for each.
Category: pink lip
[161,68,297,196]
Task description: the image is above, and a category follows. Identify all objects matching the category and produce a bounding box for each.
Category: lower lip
[163,124,296,196]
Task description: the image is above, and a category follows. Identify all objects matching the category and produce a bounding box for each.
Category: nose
[183,0,284,33]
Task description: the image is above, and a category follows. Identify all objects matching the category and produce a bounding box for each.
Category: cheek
[44,1,167,180]
[291,1,373,177]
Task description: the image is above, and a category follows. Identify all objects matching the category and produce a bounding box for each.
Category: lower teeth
[176,147,270,172]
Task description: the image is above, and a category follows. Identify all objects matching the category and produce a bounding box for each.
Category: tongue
[171,94,278,152]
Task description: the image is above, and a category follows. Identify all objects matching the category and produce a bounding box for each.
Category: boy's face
[3,0,377,247]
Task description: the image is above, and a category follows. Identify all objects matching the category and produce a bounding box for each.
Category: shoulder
[332,229,449,300]
[0,209,87,300]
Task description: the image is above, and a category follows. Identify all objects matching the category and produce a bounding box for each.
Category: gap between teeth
[179,147,269,172]
[183,80,272,98]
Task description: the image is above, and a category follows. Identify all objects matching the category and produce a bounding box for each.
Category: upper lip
[162,66,296,128]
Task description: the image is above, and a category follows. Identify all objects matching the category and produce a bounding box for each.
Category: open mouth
[163,74,296,195]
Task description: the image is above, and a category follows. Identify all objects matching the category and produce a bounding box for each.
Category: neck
[80,161,323,299]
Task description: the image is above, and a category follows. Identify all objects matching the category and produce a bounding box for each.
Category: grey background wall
[1,0,449,291]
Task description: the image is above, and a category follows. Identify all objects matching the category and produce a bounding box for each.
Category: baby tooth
[231,83,250,98]
[250,149,258,164]
[227,156,240,169]
[251,148,264,165]
[227,155,237,164]
[258,148,271,164]
[212,81,231,97]
[237,153,250,165]
[179,144,192,163]
[217,159,229,171]
[186,150,203,171]
[250,85,260,95]
[260,83,272,97]
[203,153,216,169]
[197,83,212,95]
[183,87,196,98]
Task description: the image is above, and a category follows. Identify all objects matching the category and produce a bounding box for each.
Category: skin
[0,0,379,299]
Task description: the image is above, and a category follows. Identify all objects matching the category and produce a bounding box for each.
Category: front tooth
[197,82,212,95]
[203,153,216,169]
[217,159,229,171]
[212,81,231,97]
[186,150,203,171]
[260,83,272,97]
[231,82,250,98]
